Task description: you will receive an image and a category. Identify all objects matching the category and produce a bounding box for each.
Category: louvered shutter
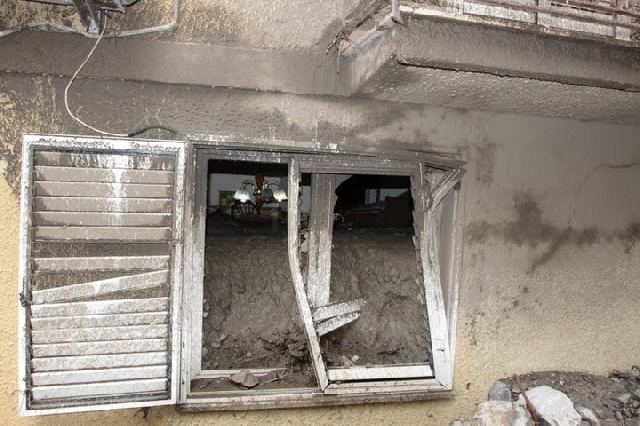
[18,135,185,415]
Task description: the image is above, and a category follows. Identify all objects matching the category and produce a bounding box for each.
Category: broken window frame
[287,158,464,395]
[180,141,465,408]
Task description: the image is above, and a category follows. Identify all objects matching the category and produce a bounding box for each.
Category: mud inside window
[184,148,463,408]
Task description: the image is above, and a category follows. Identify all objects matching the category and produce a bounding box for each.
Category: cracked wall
[0,72,638,424]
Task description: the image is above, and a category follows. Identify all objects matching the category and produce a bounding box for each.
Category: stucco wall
[0,72,638,424]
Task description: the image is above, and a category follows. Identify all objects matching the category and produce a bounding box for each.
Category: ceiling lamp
[233,173,287,211]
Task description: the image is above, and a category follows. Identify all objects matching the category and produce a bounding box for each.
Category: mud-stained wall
[1,0,343,49]
[0,72,638,425]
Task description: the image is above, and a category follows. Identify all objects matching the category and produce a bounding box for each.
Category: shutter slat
[32,366,168,386]
[21,137,184,413]
[31,270,169,304]
[30,378,168,400]
[34,152,175,171]
[35,166,174,184]
[32,352,167,372]
[33,339,168,357]
[34,212,172,228]
[35,182,172,198]
[32,312,168,330]
[31,298,169,318]
[34,226,172,241]
[34,197,172,213]
[34,256,170,272]
[32,325,169,345]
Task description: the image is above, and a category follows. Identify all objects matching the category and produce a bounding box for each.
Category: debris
[577,406,601,426]
[340,355,354,368]
[615,394,632,404]
[315,311,361,336]
[470,401,533,426]
[517,386,582,426]
[229,370,259,388]
[514,374,541,422]
[351,355,360,363]
[488,381,512,402]
[312,299,366,323]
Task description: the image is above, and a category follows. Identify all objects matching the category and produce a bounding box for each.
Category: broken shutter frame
[18,134,185,416]
[421,164,465,389]
[287,158,464,394]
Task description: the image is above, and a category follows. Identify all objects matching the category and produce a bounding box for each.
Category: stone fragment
[616,394,632,404]
[229,370,259,388]
[512,383,522,395]
[517,386,582,426]
[615,411,623,420]
[471,401,533,426]
[488,381,512,402]
[577,406,601,426]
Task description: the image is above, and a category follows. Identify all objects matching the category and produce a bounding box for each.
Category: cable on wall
[64,26,177,138]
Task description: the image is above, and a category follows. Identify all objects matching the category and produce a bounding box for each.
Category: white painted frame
[288,160,464,394]
[18,134,186,416]
[179,138,465,408]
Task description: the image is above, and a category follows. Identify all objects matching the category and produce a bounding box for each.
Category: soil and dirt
[199,223,431,391]
[500,368,640,423]
[323,230,430,366]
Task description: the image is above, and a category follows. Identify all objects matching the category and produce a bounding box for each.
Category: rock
[623,419,640,426]
[577,406,601,426]
[351,355,360,363]
[616,394,633,404]
[512,383,522,395]
[517,386,582,426]
[450,421,472,426]
[615,411,623,420]
[601,420,623,426]
[471,401,533,426]
[488,381,512,402]
[595,409,606,419]
[229,370,259,388]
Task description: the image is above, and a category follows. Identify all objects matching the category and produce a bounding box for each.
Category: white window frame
[18,134,464,414]
[179,139,465,410]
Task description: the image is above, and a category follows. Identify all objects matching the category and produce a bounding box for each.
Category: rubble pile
[453,367,640,426]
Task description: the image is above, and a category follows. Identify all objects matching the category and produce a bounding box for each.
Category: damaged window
[184,149,464,408]
[18,135,464,414]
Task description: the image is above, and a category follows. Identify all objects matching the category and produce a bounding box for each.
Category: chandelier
[233,173,287,213]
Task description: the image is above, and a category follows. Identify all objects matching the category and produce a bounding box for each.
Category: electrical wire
[64,26,177,138]
[63,27,128,137]
[0,0,179,39]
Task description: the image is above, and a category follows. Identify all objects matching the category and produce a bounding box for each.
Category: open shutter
[18,135,185,415]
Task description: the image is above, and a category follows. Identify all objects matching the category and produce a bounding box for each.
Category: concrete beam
[0,31,352,96]
[395,12,640,92]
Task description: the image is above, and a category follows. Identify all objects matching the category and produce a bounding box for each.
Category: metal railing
[446,0,640,39]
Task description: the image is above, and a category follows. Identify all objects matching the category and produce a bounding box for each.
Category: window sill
[177,389,453,411]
